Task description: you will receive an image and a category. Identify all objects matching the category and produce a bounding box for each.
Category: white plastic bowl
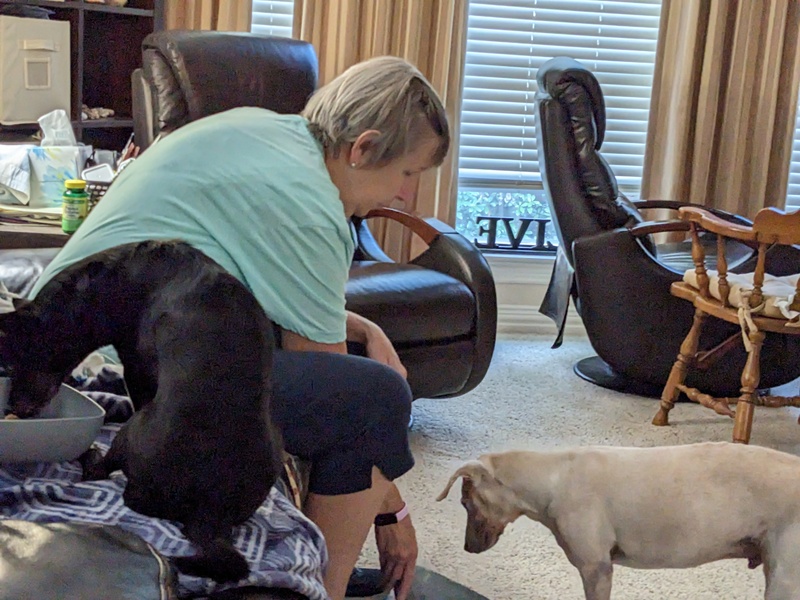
[0,379,106,464]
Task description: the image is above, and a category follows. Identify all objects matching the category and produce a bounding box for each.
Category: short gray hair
[302,56,450,167]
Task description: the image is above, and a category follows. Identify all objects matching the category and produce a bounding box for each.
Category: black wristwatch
[374,502,409,526]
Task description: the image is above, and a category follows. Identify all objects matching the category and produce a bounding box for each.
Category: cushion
[683,268,800,324]
[0,247,59,297]
[0,520,175,600]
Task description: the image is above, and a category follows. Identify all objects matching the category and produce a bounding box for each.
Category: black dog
[0,240,283,583]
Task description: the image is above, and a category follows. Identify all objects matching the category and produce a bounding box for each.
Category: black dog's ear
[0,310,14,334]
[0,309,37,335]
[11,297,31,312]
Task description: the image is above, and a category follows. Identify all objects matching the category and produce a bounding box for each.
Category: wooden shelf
[1,119,134,131]
[0,222,68,250]
[0,0,154,17]
[0,0,163,149]
[81,2,154,17]
[0,123,39,131]
[80,118,134,129]
[0,0,77,9]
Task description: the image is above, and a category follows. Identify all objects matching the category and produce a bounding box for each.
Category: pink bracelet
[374,502,409,526]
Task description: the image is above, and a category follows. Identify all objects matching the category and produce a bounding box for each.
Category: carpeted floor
[360,334,800,600]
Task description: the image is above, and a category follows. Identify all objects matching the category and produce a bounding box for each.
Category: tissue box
[0,16,71,125]
[28,146,91,209]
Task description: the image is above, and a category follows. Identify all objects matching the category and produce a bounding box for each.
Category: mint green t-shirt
[30,107,354,344]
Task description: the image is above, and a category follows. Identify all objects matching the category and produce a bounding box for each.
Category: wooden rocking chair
[652,206,800,444]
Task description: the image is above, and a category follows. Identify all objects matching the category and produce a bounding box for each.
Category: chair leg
[732,329,765,444]
[653,308,707,426]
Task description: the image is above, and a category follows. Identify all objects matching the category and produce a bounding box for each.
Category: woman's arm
[345,311,407,378]
[280,328,347,354]
[375,483,417,600]
[281,313,407,378]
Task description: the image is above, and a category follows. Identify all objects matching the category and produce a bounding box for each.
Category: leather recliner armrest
[354,208,498,397]
[633,199,753,227]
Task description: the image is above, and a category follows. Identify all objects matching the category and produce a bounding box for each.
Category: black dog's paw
[78,446,109,481]
[172,540,250,583]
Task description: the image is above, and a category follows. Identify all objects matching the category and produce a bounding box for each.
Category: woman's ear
[348,130,382,167]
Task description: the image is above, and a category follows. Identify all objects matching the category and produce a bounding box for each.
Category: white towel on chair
[684,269,800,324]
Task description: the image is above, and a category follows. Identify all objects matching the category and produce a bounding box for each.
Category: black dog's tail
[172,538,250,584]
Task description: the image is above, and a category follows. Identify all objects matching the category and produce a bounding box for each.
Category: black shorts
[270,349,414,496]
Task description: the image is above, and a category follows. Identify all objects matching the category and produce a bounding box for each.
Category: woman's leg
[303,468,391,599]
[270,350,414,600]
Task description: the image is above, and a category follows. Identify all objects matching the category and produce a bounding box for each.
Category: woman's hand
[374,485,417,600]
[346,311,407,378]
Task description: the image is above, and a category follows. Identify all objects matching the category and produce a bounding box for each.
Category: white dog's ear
[436,460,492,501]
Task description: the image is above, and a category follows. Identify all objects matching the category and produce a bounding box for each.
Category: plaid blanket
[0,386,329,600]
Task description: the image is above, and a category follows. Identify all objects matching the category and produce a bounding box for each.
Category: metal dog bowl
[0,379,106,464]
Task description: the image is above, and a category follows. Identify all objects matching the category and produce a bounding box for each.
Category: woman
[30,55,450,600]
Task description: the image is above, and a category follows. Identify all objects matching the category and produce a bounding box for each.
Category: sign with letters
[474,216,557,252]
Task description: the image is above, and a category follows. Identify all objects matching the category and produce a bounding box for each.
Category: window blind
[459,0,662,190]
[787,97,800,210]
[251,0,294,38]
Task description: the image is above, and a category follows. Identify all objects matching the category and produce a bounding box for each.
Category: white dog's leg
[764,564,800,599]
[555,520,614,600]
[764,526,800,600]
[578,562,613,600]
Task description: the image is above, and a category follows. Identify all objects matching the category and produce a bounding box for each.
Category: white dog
[437,442,800,600]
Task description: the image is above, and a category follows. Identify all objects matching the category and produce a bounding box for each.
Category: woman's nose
[396,177,418,204]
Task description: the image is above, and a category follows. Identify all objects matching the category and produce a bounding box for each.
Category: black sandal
[346,567,389,598]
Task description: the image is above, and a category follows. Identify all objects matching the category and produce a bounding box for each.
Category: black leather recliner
[1,31,496,402]
[535,56,800,397]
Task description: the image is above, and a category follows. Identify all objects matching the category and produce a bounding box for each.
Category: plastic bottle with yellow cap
[62,179,89,234]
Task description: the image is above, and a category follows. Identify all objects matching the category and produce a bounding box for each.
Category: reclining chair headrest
[535,56,648,240]
[142,30,318,134]
[537,57,606,149]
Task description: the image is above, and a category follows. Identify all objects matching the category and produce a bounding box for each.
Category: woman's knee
[301,361,414,495]
[360,362,412,425]
[271,351,413,467]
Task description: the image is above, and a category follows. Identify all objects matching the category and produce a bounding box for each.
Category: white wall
[485,254,587,338]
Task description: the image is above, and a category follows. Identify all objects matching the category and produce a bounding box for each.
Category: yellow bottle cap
[64,179,86,190]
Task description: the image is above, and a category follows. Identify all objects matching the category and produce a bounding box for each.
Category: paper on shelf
[0,145,31,204]
[0,144,92,213]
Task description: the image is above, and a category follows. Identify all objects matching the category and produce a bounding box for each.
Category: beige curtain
[641,0,800,218]
[294,0,468,261]
[166,0,252,31]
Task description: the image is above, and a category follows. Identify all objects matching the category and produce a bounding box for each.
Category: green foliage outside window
[455,189,559,249]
